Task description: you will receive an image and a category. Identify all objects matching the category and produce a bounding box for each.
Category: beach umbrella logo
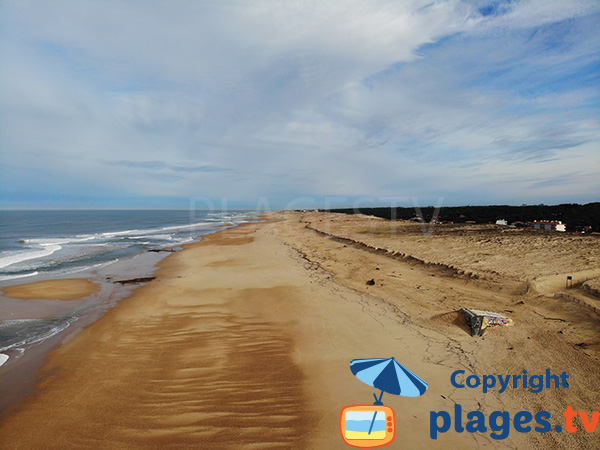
[340,357,428,448]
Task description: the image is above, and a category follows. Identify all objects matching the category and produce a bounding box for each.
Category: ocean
[0,210,258,371]
[0,210,256,282]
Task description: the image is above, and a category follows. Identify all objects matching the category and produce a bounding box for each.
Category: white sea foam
[100,229,142,238]
[97,221,212,239]
[1,214,253,278]
[23,235,98,246]
[0,244,62,270]
[56,259,119,275]
[0,271,39,282]
[0,353,8,366]
[141,234,173,240]
[158,221,216,232]
[21,220,233,247]
[0,318,74,352]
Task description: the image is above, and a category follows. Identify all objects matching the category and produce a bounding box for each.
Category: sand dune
[301,212,600,284]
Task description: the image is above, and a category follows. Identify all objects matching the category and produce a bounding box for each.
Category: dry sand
[1,279,100,301]
[0,213,598,449]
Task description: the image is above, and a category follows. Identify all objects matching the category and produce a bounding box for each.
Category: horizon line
[1,201,598,212]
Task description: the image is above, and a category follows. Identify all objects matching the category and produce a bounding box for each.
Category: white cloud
[1,0,598,207]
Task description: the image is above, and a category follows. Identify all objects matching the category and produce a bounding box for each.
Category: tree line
[326,203,600,232]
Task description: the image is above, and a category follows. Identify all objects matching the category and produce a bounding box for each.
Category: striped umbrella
[350,357,428,399]
[350,357,428,434]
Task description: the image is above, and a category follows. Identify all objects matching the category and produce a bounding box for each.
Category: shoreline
[0,219,315,448]
[0,213,598,448]
[0,217,262,418]
[0,251,173,417]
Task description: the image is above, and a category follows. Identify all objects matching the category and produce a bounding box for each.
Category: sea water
[0,209,258,363]
[0,210,256,282]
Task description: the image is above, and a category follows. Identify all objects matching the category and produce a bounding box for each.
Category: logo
[430,369,599,440]
[340,357,428,448]
[340,405,395,448]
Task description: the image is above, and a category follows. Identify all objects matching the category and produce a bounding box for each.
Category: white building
[531,220,566,232]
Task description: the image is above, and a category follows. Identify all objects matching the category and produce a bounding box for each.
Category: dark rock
[114,277,156,285]
[366,279,376,286]
[148,248,177,253]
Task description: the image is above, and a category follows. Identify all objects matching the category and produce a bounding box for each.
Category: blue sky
[1,0,598,209]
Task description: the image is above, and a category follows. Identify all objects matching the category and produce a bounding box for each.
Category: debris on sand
[462,308,513,337]
[113,277,156,285]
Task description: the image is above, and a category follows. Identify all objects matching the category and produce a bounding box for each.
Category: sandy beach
[0,213,598,449]
[1,279,100,301]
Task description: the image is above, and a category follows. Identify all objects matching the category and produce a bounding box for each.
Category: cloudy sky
[1,0,599,209]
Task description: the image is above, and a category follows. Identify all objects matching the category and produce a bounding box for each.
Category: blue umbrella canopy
[350,357,428,398]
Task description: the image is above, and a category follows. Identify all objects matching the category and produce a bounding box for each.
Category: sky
[1,0,599,210]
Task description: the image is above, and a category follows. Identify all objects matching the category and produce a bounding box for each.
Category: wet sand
[0,222,313,449]
[1,279,100,300]
[0,213,598,449]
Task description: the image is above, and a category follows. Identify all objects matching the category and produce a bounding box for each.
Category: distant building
[531,220,566,232]
[495,219,508,226]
